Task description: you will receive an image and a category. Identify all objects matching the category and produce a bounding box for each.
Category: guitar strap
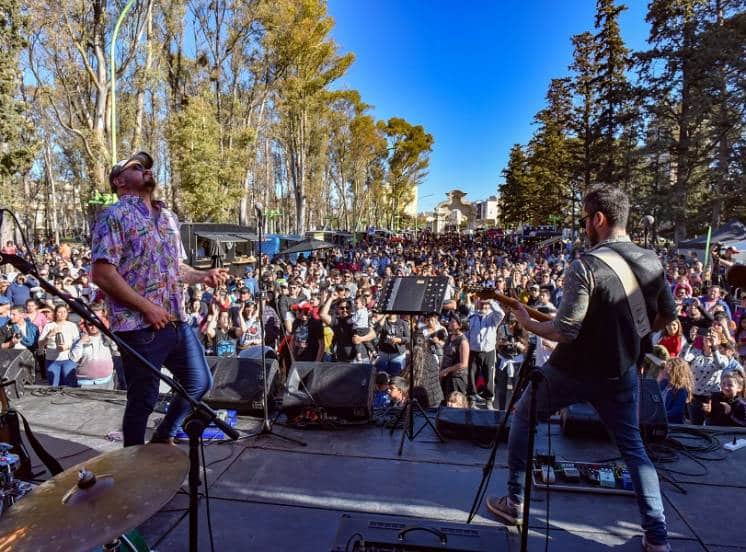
[586,247,652,339]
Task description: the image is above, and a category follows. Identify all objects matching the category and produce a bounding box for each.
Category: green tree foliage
[379,117,434,230]
[569,31,599,191]
[526,78,575,225]
[267,0,354,234]
[592,0,633,185]
[169,93,247,221]
[0,0,36,208]
[499,144,534,228]
[502,0,744,242]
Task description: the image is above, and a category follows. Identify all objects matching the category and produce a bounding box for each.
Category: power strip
[724,438,746,451]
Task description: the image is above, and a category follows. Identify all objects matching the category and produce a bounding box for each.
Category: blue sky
[327,0,650,212]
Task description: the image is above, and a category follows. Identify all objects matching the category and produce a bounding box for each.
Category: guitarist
[486,186,676,552]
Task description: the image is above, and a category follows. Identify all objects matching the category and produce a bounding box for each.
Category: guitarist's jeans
[506,364,668,547]
[116,322,213,447]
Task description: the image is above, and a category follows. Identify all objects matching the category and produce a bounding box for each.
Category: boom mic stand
[467,342,539,552]
[243,204,305,447]
[0,249,239,552]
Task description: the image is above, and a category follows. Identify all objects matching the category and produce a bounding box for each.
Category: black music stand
[378,277,447,455]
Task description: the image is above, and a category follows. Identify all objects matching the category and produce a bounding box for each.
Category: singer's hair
[583,185,629,229]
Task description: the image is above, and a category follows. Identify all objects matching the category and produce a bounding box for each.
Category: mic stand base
[183,408,212,552]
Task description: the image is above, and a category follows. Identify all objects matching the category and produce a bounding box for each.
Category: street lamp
[110,0,138,163]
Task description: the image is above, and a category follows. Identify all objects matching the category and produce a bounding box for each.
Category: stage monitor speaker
[435,406,509,444]
[0,349,35,397]
[203,356,279,416]
[560,377,669,442]
[282,361,375,422]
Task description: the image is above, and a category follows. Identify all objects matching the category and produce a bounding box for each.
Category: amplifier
[560,377,669,442]
[378,276,448,314]
[330,513,507,551]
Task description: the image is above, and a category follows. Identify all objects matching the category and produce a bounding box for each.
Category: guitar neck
[467,288,554,323]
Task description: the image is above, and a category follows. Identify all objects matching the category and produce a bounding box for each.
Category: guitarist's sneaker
[486,495,523,526]
[642,535,671,551]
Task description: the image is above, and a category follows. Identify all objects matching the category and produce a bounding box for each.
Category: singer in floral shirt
[91,151,229,446]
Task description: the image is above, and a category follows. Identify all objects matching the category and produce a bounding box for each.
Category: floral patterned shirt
[91,195,187,332]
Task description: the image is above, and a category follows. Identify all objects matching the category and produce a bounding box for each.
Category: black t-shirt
[210,327,238,357]
[292,318,323,361]
[330,315,356,362]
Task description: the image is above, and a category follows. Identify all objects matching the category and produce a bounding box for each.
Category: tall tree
[0,0,36,215]
[527,78,575,225]
[569,31,599,191]
[499,144,534,228]
[638,0,711,241]
[592,0,633,185]
[379,117,433,230]
[267,0,354,234]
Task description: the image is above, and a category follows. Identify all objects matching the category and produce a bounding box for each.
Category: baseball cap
[109,151,153,190]
[529,284,540,290]
[726,245,740,253]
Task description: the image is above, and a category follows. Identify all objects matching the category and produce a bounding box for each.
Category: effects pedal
[540,465,556,484]
[598,468,616,488]
[559,463,580,482]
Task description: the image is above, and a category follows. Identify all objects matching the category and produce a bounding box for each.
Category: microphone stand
[0,251,238,552]
[243,206,305,446]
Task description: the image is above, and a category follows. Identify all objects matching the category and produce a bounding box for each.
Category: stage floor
[11,386,746,551]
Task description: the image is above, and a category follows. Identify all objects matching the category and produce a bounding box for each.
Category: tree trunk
[44,143,60,245]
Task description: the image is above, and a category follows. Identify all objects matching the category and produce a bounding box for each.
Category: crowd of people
[1,229,744,426]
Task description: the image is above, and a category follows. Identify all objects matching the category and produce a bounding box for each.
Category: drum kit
[0,443,188,552]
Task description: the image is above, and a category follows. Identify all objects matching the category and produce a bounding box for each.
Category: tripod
[389,316,444,456]
[243,205,305,447]
[467,341,539,552]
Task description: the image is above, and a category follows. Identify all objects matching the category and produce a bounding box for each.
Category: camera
[0,322,16,344]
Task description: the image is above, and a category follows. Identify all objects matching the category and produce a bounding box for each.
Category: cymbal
[0,444,188,552]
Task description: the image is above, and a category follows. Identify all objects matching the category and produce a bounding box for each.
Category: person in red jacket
[656,318,686,357]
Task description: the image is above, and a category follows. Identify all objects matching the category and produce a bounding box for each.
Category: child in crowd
[657,357,693,424]
[703,370,746,426]
[446,391,468,408]
[352,294,373,361]
[655,319,686,358]
[372,371,391,409]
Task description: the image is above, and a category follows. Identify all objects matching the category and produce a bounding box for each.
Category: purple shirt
[91,195,187,332]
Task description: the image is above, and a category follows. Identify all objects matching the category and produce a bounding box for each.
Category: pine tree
[569,31,599,192]
[499,144,535,228]
[592,0,633,185]
[527,78,575,225]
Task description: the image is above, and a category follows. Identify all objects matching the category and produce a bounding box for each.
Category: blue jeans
[375,352,407,377]
[116,322,213,447]
[46,359,78,386]
[507,364,668,546]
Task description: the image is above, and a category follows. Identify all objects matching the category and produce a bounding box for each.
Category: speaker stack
[203,356,280,416]
[281,361,375,423]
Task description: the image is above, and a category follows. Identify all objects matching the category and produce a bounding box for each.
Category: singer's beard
[143,174,156,192]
